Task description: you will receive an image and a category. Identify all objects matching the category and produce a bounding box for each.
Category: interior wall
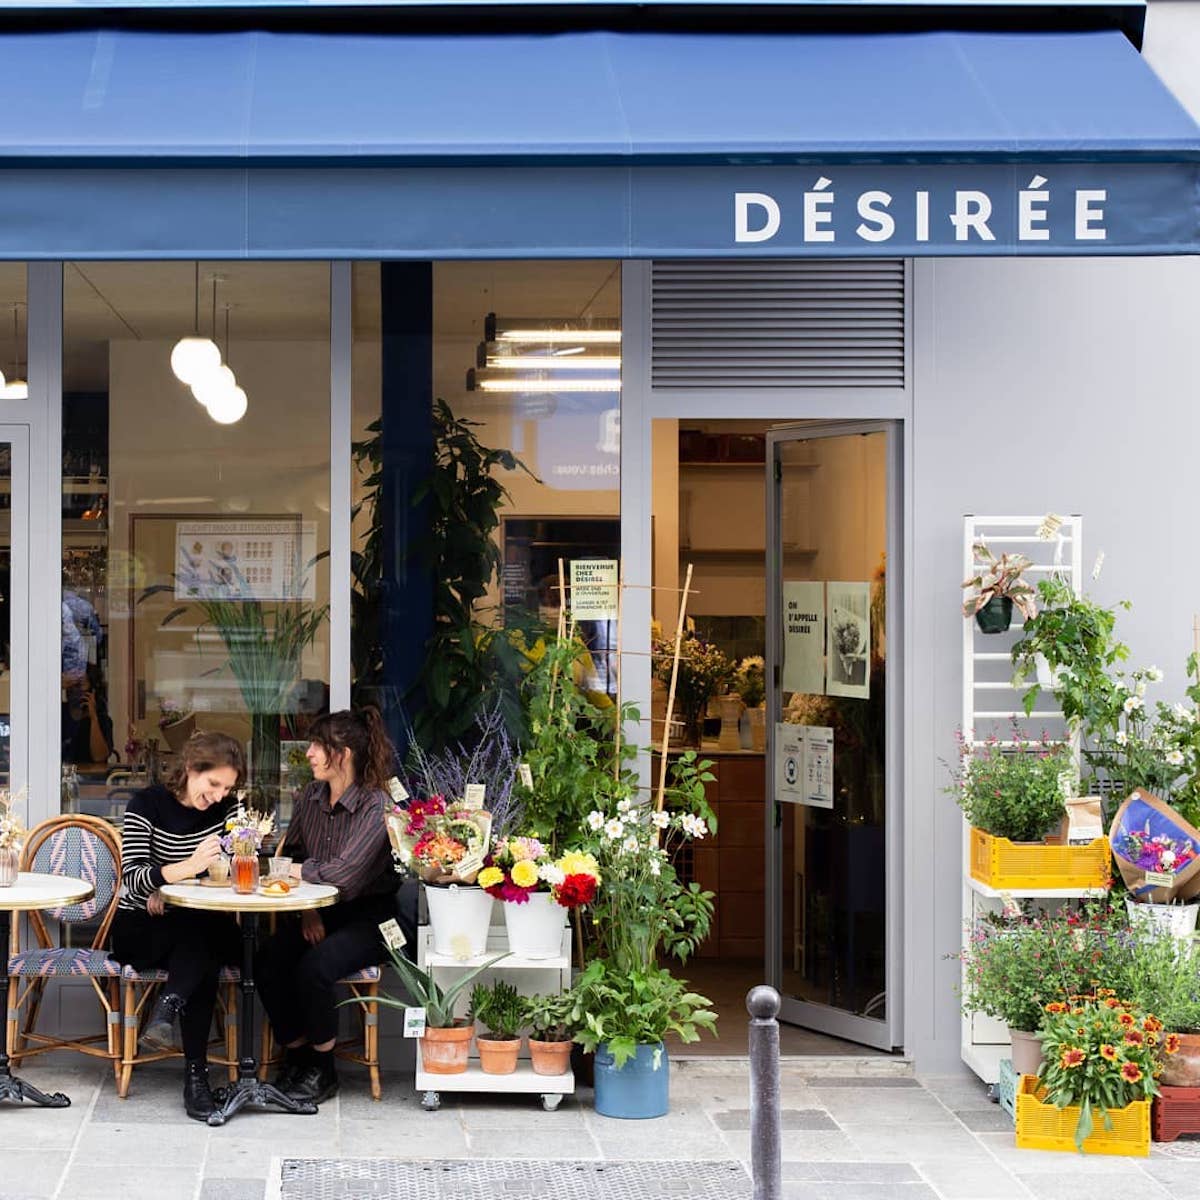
[910,252,1200,1071]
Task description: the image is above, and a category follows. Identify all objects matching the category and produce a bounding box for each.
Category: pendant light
[0,305,25,399]
[170,263,220,385]
[205,305,248,425]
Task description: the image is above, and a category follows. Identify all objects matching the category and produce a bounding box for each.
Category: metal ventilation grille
[650,260,906,390]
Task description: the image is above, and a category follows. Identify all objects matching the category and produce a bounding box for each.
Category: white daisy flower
[616,798,632,814]
[1147,666,1164,683]
[604,818,625,840]
[539,863,566,886]
[586,810,606,832]
[1123,696,1143,715]
[1115,731,1129,746]
[622,834,640,853]
[650,810,671,829]
[1166,750,1185,767]
[649,857,661,876]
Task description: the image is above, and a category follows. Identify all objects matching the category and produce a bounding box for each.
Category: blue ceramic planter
[593,1041,669,1119]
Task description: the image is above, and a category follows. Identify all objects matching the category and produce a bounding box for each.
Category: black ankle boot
[183,1059,215,1122]
[140,992,185,1053]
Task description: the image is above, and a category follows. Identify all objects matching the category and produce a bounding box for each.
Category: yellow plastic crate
[969,828,1111,891]
[1014,1076,1149,1156]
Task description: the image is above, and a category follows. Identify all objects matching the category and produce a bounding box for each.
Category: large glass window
[61,263,331,824]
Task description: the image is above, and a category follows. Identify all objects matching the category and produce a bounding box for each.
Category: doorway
[0,425,29,794]
[649,417,900,1054]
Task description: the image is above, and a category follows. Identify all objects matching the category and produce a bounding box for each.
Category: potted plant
[469,979,525,1075]
[477,838,600,959]
[651,631,734,747]
[734,656,766,751]
[573,960,716,1118]
[356,942,508,1075]
[1026,993,1163,1154]
[156,698,196,753]
[962,540,1037,634]
[524,990,579,1077]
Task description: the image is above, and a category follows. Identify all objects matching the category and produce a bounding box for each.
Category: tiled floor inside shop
[4,1056,1200,1200]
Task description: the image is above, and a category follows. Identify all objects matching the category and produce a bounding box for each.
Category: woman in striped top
[110,730,245,1121]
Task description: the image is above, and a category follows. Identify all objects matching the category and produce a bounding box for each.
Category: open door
[765,421,901,1051]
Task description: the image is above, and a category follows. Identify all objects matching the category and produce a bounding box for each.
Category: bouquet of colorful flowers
[0,787,26,851]
[1109,788,1200,903]
[477,835,601,908]
[221,802,275,857]
[1036,991,1167,1150]
[386,793,491,885]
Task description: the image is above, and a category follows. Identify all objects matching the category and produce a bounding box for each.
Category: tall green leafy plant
[350,417,384,692]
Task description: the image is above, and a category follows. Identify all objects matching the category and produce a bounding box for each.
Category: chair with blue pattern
[6,814,123,1082]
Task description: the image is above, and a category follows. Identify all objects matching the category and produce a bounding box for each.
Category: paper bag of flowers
[387,793,492,885]
[1109,788,1200,903]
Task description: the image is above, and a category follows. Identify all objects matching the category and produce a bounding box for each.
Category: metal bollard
[747,985,782,1200]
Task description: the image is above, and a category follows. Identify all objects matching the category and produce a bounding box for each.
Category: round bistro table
[159,879,338,1127]
[0,872,94,1108]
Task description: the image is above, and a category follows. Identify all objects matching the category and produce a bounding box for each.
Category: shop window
[61,263,331,827]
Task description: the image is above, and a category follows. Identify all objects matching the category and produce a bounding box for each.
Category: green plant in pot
[962,541,1037,634]
[348,941,508,1075]
[524,990,581,1077]
[469,979,525,1076]
[947,727,1076,843]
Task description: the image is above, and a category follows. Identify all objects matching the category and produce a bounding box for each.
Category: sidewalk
[1,1057,1198,1200]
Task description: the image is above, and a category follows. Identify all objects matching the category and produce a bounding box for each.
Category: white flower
[1136,682,1147,699]
[586,810,605,832]
[604,818,625,840]
[650,810,671,829]
[1167,750,1185,767]
[1147,666,1164,683]
[1123,696,1143,715]
[649,857,661,876]
[1115,731,1129,746]
[616,798,632,814]
[622,834,640,853]
[1163,849,1178,868]
[680,814,709,839]
[539,863,566,886]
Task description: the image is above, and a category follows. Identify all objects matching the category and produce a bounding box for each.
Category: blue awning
[0,27,1195,255]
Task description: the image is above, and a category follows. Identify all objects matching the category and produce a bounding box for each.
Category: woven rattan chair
[7,814,123,1081]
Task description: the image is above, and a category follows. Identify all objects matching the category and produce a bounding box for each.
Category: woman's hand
[187,834,224,878]
[300,910,325,945]
[146,890,166,917]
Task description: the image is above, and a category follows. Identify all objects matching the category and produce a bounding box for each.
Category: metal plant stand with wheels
[0,872,94,1108]
[159,879,338,1125]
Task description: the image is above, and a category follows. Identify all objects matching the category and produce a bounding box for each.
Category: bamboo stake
[547,558,568,714]
[655,563,694,813]
[613,559,624,781]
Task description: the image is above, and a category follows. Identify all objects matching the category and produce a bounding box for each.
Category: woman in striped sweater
[111,730,245,1121]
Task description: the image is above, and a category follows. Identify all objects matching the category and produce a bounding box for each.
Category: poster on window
[781,581,825,696]
[174,520,316,602]
[826,581,870,700]
[569,559,619,621]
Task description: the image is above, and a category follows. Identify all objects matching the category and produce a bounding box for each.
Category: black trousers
[255,896,391,1048]
[111,907,241,1061]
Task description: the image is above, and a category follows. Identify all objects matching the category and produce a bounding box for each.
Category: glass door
[765,421,900,1050]
[0,426,28,793]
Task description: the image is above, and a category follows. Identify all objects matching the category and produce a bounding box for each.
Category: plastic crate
[1014,1075,1149,1156]
[996,1058,1017,1123]
[969,828,1111,891]
[1153,1086,1200,1142]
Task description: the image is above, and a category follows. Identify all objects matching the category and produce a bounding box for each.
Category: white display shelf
[415,1060,574,1111]
[961,1041,1007,1086]
[966,877,1108,901]
[422,948,570,971]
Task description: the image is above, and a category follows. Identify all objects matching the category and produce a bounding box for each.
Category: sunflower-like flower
[1121,1062,1143,1083]
[1165,1033,1182,1055]
[1060,1047,1086,1069]
[1124,1030,1144,1046]
[1045,1002,1067,1015]
[1099,1043,1118,1062]
[1118,1012,1136,1028]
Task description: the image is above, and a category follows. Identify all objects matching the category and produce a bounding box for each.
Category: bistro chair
[7,814,123,1081]
[118,964,242,1098]
[258,966,383,1101]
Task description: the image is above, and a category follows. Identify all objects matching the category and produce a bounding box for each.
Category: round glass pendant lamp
[206,385,248,425]
[171,336,221,385]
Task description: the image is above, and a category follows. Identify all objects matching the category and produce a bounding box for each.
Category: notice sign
[775,722,835,809]
[782,582,825,696]
[570,559,619,621]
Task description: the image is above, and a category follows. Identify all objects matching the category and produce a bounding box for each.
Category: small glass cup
[207,855,230,885]
[269,856,293,883]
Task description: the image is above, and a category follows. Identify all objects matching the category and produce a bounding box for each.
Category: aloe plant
[357,944,510,1028]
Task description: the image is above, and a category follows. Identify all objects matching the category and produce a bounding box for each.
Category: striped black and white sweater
[118,785,234,912]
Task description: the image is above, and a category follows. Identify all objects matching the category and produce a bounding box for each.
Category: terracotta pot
[1161,1032,1200,1087]
[529,1037,573,1077]
[476,1035,520,1075]
[419,1023,474,1074]
[1009,1027,1043,1077]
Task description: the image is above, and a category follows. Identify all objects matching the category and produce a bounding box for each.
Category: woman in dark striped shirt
[256,707,396,1105]
[110,730,245,1121]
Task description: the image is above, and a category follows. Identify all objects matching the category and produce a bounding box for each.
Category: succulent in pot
[469,979,525,1075]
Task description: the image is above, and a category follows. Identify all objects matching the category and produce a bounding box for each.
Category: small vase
[0,846,18,888]
[232,853,260,895]
[717,694,744,751]
[747,705,767,752]
[975,596,1013,634]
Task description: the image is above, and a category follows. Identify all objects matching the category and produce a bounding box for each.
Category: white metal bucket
[425,884,495,959]
[1126,896,1200,939]
[503,891,567,959]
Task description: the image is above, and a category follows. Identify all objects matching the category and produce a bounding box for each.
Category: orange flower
[1125,1030,1144,1046]
[1075,1027,1088,1037]
[1044,1002,1067,1015]
[1121,1062,1143,1083]
[1060,1047,1087,1069]
[1104,997,1121,1009]
[1144,1016,1164,1033]
[1147,1032,1159,1047]
[1099,1043,1118,1061]
[1118,1013,1136,1028]
[1071,1008,1085,1016]
[1165,1033,1182,1055]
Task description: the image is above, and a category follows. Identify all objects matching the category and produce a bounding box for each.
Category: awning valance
[0,27,1195,256]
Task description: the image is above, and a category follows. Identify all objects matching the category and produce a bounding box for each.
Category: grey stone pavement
[3,1055,1200,1200]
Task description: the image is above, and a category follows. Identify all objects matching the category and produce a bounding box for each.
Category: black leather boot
[140,992,185,1053]
[183,1059,216,1122]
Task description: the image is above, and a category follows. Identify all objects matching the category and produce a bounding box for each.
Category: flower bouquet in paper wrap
[386,793,492,885]
[477,835,601,909]
[1109,788,1200,903]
